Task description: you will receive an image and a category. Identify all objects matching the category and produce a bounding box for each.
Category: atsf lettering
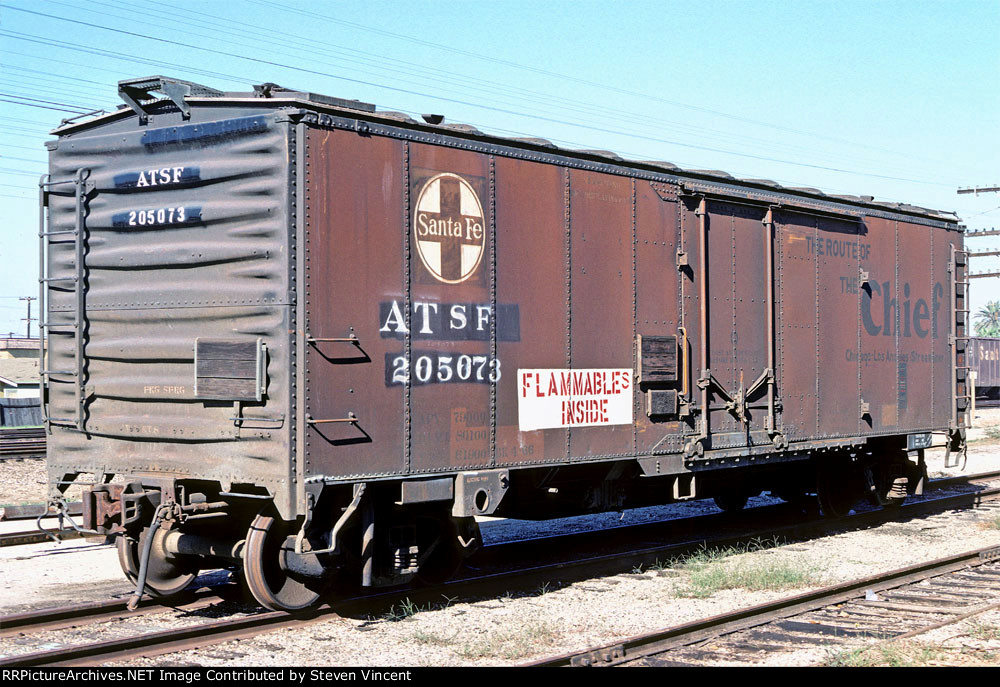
[114,166,200,189]
[379,300,519,341]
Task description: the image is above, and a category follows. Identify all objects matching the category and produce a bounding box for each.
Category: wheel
[815,456,863,518]
[713,492,749,512]
[244,511,322,611]
[816,481,860,518]
[117,527,199,597]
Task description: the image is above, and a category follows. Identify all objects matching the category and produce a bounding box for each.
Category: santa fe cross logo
[413,173,485,284]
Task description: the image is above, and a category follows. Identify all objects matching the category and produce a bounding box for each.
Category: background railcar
[969,337,1000,399]
[42,77,968,610]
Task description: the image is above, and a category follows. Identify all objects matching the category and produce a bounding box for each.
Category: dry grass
[411,628,459,646]
[825,641,945,667]
[968,619,1000,642]
[672,540,819,598]
[455,621,559,660]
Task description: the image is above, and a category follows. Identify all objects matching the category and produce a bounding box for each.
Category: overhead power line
[0,166,46,176]
[0,13,964,188]
[0,115,56,128]
[93,0,929,176]
[3,62,111,87]
[1,143,47,153]
[0,154,46,165]
[36,0,961,181]
[247,0,947,166]
[0,95,89,114]
[0,91,91,111]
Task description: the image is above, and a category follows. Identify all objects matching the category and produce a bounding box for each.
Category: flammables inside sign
[518,369,633,431]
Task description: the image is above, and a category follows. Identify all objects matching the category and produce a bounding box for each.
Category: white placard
[518,368,633,431]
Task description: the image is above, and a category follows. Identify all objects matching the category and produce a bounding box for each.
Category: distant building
[0,337,41,360]
[0,357,41,399]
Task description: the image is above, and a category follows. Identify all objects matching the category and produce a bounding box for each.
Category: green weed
[670,538,814,598]
[825,642,944,667]
[968,620,1000,641]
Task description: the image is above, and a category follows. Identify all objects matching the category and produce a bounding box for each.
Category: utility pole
[961,184,1000,340]
[19,296,36,338]
[964,229,999,276]
[961,184,1000,274]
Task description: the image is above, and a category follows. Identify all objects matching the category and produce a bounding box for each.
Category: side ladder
[948,244,969,468]
[38,169,92,433]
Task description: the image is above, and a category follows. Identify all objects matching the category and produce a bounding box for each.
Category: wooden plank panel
[196,358,257,378]
[196,377,257,400]
[196,340,257,360]
[638,334,678,384]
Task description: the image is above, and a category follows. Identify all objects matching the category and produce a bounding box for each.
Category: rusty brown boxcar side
[42,77,967,610]
[298,118,965,480]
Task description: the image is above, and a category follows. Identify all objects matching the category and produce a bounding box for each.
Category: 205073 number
[113,206,201,228]
[128,207,186,225]
[385,352,501,386]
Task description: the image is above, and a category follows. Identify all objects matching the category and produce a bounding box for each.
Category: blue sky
[1,0,998,335]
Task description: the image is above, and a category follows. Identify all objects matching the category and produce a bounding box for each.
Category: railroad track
[3,473,1000,666]
[0,501,82,522]
[0,427,45,458]
[0,502,88,547]
[0,587,236,637]
[530,545,1000,667]
[0,527,93,547]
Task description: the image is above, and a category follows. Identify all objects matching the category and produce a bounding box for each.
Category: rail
[3,472,1000,664]
[530,544,1000,667]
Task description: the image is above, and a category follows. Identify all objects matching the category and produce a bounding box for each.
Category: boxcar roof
[47,76,961,226]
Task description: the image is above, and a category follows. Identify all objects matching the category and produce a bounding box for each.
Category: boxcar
[41,77,969,610]
[968,337,1000,399]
